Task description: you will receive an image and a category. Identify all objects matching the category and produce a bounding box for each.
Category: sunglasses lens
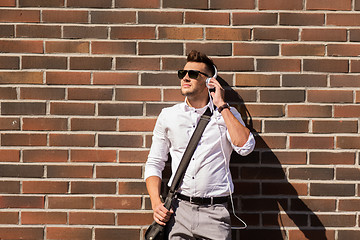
[178,70,186,79]
[188,70,199,79]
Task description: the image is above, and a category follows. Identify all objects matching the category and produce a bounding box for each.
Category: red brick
[115,0,160,8]
[1,102,45,115]
[69,212,114,225]
[43,10,87,23]
[50,102,95,115]
[0,40,43,53]
[310,152,355,165]
[46,72,91,85]
[0,56,19,69]
[111,26,156,40]
[95,228,140,240]
[139,42,183,55]
[310,183,355,196]
[0,9,40,22]
[46,227,91,240]
[313,120,358,133]
[22,56,67,70]
[141,73,180,86]
[71,118,116,132]
[67,0,111,8]
[49,133,95,147]
[0,149,19,162]
[261,151,307,165]
[291,198,336,212]
[68,88,113,100]
[138,11,183,24]
[93,72,138,85]
[163,0,207,9]
[96,165,142,178]
[185,43,232,56]
[0,117,20,130]
[281,44,325,56]
[339,199,360,211]
[288,105,332,118]
[118,181,147,195]
[260,90,305,103]
[338,230,360,238]
[334,105,360,118]
[163,89,184,102]
[162,58,187,71]
[264,120,308,133]
[280,13,325,26]
[98,134,143,148]
[0,212,18,224]
[45,41,89,53]
[22,117,67,131]
[16,24,61,38]
[302,28,347,42]
[91,10,135,24]
[241,167,286,180]
[71,182,116,194]
[328,44,360,57]
[20,87,65,100]
[118,119,157,132]
[307,0,351,10]
[0,196,44,208]
[19,0,64,7]
[98,103,143,116]
[235,74,280,87]
[0,72,42,84]
[47,165,92,178]
[92,41,136,55]
[23,149,68,163]
[290,136,334,149]
[351,59,360,73]
[233,12,277,25]
[0,181,20,194]
[159,27,203,40]
[214,57,254,71]
[63,26,108,39]
[185,12,229,25]
[70,57,112,70]
[1,133,47,146]
[303,59,349,73]
[116,57,160,70]
[350,29,360,41]
[289,168,334,180]
[259,0,303,10]
[0,0,15,7]
[254,28,299,41]
[313,214,356,227]
[234,43,279,56]
[263,213,307,227]
[246,104,284,117]
[255,135,287,149]
[22,181,68,194]
[327,13,360,26]
[257,59,300,72]
[308,90,353,103]
[337,168,360,180]
[0,25,14,37]
[206,28,250,41]
[337,136,360,149]
[118,150,149,163]
[0,227,44,239]
[283,74,327,87]
[117,212,153,225]
[22,211,67,225]
[95,196,141,209]
[71,149,116,162]
[115,88,161,101]
[48,196,93,209]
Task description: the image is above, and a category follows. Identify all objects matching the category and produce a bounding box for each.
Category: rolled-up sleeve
[144,110,170,180]
[227,107,256,156]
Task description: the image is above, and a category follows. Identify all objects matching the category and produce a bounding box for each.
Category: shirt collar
[183,97,211,115]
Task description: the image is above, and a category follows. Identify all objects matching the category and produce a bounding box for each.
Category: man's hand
[152,202,173,226]
[207,78,226,108]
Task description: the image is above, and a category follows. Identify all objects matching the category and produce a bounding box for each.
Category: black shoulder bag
[145,107,212,240]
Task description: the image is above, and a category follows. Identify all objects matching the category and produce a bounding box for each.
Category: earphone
[206,65,218,89]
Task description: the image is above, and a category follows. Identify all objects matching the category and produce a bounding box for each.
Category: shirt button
[192,177,195,179]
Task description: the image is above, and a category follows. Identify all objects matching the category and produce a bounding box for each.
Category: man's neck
[186,95,209,109]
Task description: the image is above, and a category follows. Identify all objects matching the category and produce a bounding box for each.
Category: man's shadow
[219,77,328,240]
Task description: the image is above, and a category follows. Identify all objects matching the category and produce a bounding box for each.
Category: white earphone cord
[209,90,247,230]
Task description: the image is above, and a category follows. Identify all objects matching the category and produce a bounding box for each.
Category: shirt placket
[190,109,200,196]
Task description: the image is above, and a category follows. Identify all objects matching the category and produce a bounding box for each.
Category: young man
[145,50,255,239]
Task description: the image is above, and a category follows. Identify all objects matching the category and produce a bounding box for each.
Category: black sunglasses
[177,70,209,79]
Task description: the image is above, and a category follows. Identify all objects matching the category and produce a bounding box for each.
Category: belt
[176,193,229,205]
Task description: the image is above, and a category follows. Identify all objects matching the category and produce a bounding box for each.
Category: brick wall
[0,0,359,239]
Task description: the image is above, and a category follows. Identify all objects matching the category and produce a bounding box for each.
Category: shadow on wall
[220,77,328,240]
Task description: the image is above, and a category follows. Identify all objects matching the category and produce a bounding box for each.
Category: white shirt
[144,100,256,197]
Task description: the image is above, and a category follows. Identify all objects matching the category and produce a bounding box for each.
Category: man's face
[180,62,211,97]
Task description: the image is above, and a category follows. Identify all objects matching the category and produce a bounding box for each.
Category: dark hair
[187,50,216,76]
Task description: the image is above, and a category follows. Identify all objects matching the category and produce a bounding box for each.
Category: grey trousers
[165,198,232,240]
